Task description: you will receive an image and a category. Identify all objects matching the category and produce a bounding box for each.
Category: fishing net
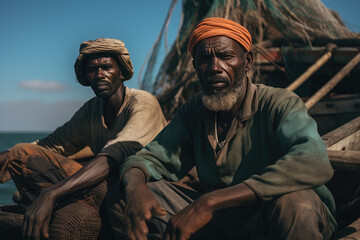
[139,0,355,119]
[49,181,112,240]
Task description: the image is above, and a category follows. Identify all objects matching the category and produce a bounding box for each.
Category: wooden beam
[328,150,360,171]
[322,116,360,147]
[338,217,360,240]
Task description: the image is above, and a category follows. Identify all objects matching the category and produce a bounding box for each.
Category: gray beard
[202,84,244,112]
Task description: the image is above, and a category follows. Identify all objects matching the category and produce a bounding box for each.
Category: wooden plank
[308,94,360,115]
[256,47,360,69]
[322,116,360,147]
[338,218,360,239]
[0,211,23,230]
[327,131,360,151]
[328,150,360,171]
[338,231,360,240]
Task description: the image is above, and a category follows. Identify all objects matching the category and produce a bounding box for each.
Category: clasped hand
[163,196,213,240]
[23,190,56,240]
[123,184,213,240]
[122,183,166,240]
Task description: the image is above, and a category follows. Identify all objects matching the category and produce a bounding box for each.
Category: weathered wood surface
[321,116,360,171]
[338,218,360,240]
[0,205,23,239]
[327,131,360,152]
[323,116,360,148]
[328,150,360,171]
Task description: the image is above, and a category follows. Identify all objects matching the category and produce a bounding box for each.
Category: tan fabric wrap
[74,38,134,86]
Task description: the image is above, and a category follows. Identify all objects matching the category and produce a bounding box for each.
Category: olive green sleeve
[244,95,333,200]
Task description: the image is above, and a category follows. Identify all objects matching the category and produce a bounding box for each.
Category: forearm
[121,168,147,190]
[44,155,113,199]
[200,183,257,212]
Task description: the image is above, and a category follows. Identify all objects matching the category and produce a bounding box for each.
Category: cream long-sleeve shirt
[37,87,167,166]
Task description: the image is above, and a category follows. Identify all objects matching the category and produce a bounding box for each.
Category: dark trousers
[107,180,335,240]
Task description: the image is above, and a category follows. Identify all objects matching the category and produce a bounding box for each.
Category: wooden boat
[1,1,360,237]
[0,116,359,239]
[0,204,23,239]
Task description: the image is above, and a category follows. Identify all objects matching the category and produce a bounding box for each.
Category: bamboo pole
[286,43,337,92]
[305,52,360,109]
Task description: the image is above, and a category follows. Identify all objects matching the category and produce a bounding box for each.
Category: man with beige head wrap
[0,38,167,239]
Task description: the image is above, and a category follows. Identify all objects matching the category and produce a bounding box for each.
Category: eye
[218,53,233,60]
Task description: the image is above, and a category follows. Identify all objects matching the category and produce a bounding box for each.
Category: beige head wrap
[74,38,134,86]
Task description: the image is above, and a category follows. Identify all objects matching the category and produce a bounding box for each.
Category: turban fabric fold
[74,38,134,86]
[187,17,252,58]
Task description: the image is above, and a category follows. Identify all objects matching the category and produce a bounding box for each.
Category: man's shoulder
[126,87,159,103]
[256,84,301,106]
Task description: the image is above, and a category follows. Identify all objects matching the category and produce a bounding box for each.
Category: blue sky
[0,0,359,132]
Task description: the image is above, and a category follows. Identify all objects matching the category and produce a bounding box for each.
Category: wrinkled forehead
[194,36,244,56]
[84,53,119,66]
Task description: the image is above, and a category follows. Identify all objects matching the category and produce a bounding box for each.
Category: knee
[267,190,320,223]
[9,143,39,160]
[8,143,43,174]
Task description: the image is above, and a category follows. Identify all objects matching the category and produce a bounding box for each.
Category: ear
[119,71,125,81]
[192,59,202,78]
[192,59,196,69]
[245,51,254,72]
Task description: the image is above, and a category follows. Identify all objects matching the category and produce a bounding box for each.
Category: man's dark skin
[120,36,257,240]
[0,53,126,240]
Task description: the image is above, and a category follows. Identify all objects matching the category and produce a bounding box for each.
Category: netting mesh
[139,0,355,119]
[49,181,112,240]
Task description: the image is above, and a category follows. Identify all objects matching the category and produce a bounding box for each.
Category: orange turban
[187,17,252,58]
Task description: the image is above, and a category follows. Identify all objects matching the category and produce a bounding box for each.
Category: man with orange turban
[108,18,336,239]
[0,38,167,239]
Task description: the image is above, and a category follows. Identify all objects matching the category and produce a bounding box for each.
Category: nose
[95,68,105,79]
[209,55,222,75]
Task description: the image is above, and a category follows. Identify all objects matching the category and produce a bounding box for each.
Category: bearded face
[201,70,246,112]
[193,36,251,112]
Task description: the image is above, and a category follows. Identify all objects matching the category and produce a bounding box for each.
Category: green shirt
[120,81,336,222]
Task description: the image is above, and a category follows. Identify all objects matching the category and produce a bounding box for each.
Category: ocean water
[0,132,49,205]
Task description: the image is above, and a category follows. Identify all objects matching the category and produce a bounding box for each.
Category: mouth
[204,77,230,93]
[208,81,227,88]
[94,80,110,88]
